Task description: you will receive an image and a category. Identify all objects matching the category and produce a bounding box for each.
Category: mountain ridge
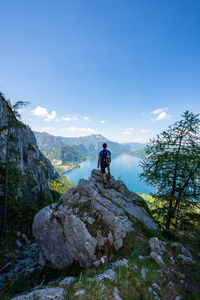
[34,131,131,164]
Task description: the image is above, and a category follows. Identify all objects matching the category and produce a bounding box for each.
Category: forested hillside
[34,132,131,160]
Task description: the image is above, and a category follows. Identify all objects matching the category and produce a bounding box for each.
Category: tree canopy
[140,111,200,233]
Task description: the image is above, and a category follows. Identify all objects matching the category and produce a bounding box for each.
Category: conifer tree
[140,111,200,233]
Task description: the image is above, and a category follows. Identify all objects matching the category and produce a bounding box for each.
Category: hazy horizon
[33,130,147,145]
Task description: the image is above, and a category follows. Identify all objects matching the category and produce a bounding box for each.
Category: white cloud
[151,107,171,121]
[32,106,57,122]
[126,128,133,131]
[100,120,105,124]
[140,129,150,133]
[41,126,56,131]
[62,126,97,135]
[122,131,132,135]
[153,107,168,115]
[62,114,78,121]
[122,128,133,135]
[156,111,172,120]
[110,135,148,143]
[31,125,56,133]
[84,116,90,122]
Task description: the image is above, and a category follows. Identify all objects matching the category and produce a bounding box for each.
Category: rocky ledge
[33,169,157,270]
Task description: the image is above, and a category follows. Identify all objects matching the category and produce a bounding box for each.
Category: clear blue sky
[1,0,200,143]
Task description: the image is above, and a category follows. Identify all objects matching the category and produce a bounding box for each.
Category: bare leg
[107,166,111,180]
[102,173,106,184]
[107,166,110,175]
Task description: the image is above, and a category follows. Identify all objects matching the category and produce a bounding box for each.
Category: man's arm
[97,156,101,168]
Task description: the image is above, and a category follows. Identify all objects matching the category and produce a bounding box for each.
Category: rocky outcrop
[149,237,195,267]
[10,287,66,300]
[0,94,58,201]
[33,169,157,269]
[0,232,41,290]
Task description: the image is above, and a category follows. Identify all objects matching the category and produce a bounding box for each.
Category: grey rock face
[112,258,128,268]
[0,95,56,202]
[150,251,165,266]
[10,287,65,300]
[74,289,86,297]
[149,237,166,266]
[113,287,122,300]
[141,267,148,279]
[171,242,193,259]
[33,169,157,269]
[59,276,75,287]
[0,276,6,288]
[149,237,166,255]
[96,269,116,281]
[0,240,40,289]
[178,254,195,265]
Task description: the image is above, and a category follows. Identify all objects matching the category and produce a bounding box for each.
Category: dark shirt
[99,149,111,158]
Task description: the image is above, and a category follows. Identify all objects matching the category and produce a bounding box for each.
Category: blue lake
[63,153,154,194]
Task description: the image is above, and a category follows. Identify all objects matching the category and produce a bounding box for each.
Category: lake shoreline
[63,153,154,194]
[54,162,81,173]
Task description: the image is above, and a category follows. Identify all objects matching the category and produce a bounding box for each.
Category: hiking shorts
[101,163,109,174]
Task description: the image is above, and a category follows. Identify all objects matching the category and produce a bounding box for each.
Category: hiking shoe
[103,182,107,188]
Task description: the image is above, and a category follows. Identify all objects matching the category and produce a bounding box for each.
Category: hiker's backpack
[101,150,111,166]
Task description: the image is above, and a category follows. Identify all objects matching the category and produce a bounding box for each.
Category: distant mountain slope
[47,144,86,164]
[123,142,147,151]
[34,132,130,159]
[34,132,65,155]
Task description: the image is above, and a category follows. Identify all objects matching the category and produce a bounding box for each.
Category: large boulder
[33,169,157,269]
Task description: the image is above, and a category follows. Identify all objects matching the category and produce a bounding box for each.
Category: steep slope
[0,94,57,203]
[47,144,86,164]
[34,131,65,155]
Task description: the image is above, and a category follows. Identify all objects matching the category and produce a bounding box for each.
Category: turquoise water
[63,153,154,194]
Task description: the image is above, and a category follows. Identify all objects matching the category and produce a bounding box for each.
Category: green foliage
[139,193,169,230]
[136,220,165,240]
[0,161,21,229]
[39,160,48,175]
[47,145,86,164]
[50,170,76,201]
[28,143,36,152]
[140,111,200,232]
[141,193,200,243]
[0,161,52,238]
[54,162,80,172]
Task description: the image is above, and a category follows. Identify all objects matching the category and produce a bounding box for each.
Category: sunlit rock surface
[33,169,157,269]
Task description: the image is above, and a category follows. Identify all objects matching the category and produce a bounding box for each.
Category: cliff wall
[0,94,56,202]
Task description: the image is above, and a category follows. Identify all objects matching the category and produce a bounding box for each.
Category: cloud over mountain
[32,106,57,122]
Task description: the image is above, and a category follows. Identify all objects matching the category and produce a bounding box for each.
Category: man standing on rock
[97,143,111,187]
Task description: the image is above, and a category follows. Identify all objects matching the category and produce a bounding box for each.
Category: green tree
[140,111,200,234]
[0,94,30,239]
